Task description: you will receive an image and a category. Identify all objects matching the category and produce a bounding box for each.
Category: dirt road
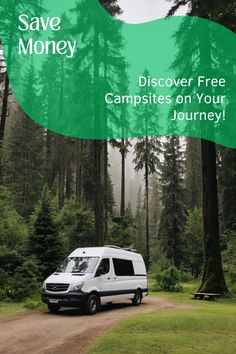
[0,297,190,354]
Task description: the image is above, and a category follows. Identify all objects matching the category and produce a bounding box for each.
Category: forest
[0,0,235,304]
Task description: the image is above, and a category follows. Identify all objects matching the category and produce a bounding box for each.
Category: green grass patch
[0,297,45,319]
[0,302,29,318]
[89,294,236,354]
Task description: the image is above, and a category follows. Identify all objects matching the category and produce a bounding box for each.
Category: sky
[118,0,188,23]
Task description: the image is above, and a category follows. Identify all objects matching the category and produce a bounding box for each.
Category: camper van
[42,246,148,314]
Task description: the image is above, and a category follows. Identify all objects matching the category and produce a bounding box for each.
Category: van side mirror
[96,265,105,277]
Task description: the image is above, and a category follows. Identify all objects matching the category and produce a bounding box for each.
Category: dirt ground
[0,297,191,354]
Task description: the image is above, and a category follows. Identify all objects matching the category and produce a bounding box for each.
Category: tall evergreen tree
[219,147,236,238]
[133,69,162,268]
[158,137,186,268]
[149,174,162,260]
[72,0,123,245]
[167,0,229,294]
[28,185,64,279]
[3,66,45,217]
[185,138,202,209]
[182,207,203,277]
[0,0,44,144]
[134,186,145,254]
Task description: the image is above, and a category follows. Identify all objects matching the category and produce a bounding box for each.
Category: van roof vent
[104,245,122,250]
[105,245,138,253]
[123,247,138,253]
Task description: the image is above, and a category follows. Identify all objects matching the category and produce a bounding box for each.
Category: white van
[42,246,148,314]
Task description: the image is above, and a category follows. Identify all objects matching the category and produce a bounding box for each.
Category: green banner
[1,0,236,147]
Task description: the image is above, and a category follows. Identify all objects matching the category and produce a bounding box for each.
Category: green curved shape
[0,0,236,147]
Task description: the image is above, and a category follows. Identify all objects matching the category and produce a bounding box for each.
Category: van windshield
[57,257,99,274]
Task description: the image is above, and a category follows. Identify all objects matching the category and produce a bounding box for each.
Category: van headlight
[42,282,46,290]
[71,282,84,291]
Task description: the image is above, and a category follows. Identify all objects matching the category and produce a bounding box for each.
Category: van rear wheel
[85,294,100,315]
[47,303,60,313]
[132,290,142,306]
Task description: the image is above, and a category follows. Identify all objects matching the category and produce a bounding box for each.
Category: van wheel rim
[90,299,97,312]
[135,292,141,303]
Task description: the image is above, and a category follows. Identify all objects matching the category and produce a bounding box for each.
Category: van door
[111,258,135,301]
[95,258,114,304]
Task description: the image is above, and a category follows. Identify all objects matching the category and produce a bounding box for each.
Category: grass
[0,297,45,319]
[89,287,236,354]
[0,301,29,318]
[1,280,236,353]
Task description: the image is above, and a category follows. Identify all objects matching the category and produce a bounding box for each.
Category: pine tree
[182,207,203,277]
[0,0,44,144]
[133,69,162,268]
[219,148,236,237]
[2,65,45,217]
[158,137,186,268]
[72,0,123,245]
[28,185,64,279]
[39,14,74,209]
[168,0,229,294]
[149,174,162,260]
[185,138,202,209]
[0,186,28,249]
[134,186,145,254]
[58,197,95,252]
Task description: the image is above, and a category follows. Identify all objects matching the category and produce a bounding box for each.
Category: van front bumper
[42,291,88,308]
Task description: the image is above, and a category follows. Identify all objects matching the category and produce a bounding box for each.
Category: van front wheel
[85,294,100,315]
[132,290,142,306]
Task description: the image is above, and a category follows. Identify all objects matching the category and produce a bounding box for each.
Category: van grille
[46,283,69,292]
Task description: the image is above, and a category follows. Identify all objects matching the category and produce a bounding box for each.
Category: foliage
[7,258,40,302]
[222,232,236,282]
[58,197,95,252]
[28,185,65,279]
[133,186,145,255]
[185,138,202,209]
[182,207,203,277]
[110,209,136,248]
[158,137,186,268]
[156,266,182,292]
[2,107,45,218]
[0,247,40,301]
[0,186,28,249]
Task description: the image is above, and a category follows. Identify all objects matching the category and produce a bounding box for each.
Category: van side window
[99,258,110,275]
[112,258,134,276]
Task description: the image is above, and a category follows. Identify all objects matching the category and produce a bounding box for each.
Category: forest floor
[0,296,191,354]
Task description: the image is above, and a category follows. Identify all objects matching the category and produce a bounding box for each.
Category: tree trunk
[0,74,9,143]
[104,140,108,242]
[0,0,16,144]
[197,15,229,295]
[58,136,65,209]
[198,140,229,295]
[93,22,104,246]
[120,138,125,217]
[76,139,83,204]
[45,130,57,188]
[66,158,72,200]
[94,140,104,246]
[145,137,150,270]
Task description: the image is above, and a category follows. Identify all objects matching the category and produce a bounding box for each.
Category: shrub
[7,259,40,301]
[0,249,40,302]
[156,266,182,292]
[24,297,41,309]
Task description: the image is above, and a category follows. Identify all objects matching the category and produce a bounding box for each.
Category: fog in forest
[109,0,188,212]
